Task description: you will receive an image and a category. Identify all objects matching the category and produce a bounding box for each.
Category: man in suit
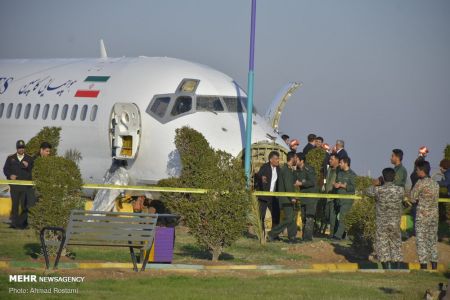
[255,151,281,232]
[3,140,35,229]
[302,134,316,156]
[335,139,348,160]
[268,152,298,243]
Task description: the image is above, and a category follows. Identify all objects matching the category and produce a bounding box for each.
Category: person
[314,136,323,149]
[281,134,290,146]
[410,146,429,189]
[438,159,450,197]
[321,153,339,235]
[294,152,317,241]
[410,160,439,270]
[37,142,52,158]
[330,156,356,240]
[255,151,281,232]
[335,139,348,160]
[302,134,316,156]
[374,149,407,187]
[3,140,35,229]
[288,139,300,155]
[268,152,298,243]
[366,168,404,269]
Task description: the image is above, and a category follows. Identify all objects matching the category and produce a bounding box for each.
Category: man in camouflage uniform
[294,152,317,241]
[410,160,439,270]
[331,156,356,240]
[268,152,298,243]
[367,168,404,269]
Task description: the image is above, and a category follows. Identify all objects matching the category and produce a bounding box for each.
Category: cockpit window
[223,97,246,112]
[197,96,224,112]
[171,96,192,116]
[150,97,171,118]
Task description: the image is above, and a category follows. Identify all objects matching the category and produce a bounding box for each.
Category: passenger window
[33,104,40,119]
[70,105,78,121]
[80,105,88,121]
[0,103,4,118]
[6,103,13,119]
[61,104,68,120]
[42,104,50,120]
[223,97,245,112]
[171,96,192,116]
[15,103,22,119]
[197,96,224,112]
[52,104,59,120]
[150,97,171,118]
[24,103,31,119]
[90,105,98,121]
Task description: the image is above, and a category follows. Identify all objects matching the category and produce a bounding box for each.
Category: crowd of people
[255,134,450,270]
[3,140,52,229]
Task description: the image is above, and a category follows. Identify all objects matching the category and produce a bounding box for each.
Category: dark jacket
[336,148,348,160]
[302,143,315,156]
[439,169,450,197]
[255,162,280,202]
[3,153,34,180]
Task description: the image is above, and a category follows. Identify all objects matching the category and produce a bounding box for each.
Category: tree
[160,127,250,261]
[25,127,61,157]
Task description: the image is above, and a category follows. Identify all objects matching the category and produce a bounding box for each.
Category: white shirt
[17,154,24,162]
[270,166,278,192]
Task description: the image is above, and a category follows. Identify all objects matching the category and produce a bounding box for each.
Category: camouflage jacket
[411,177,439,219]
[366,182,404,220]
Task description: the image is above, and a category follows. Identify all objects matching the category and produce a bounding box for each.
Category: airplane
[0,41,300,186]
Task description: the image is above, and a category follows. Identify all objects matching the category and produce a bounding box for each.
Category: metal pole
[245,0,256,187]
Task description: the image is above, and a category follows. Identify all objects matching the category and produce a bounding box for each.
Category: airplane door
[109,103,141,160]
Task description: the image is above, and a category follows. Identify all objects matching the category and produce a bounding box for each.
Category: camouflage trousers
[415,216,438,264]
[375,220,403,262]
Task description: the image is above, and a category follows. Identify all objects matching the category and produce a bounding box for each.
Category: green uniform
[394,164,407,187]
[322,167,338,234]
[330,168,357,239]
[269,164,297,240]
[295,164,317,240]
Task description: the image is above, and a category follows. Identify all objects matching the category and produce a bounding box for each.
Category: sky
[1,0,449,183]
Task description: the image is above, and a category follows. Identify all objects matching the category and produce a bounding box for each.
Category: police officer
[410,160,439,270]
[367,168,404,269]
[268,152,298,243]
[3,140,35,229]
[331,156,357,240]
[294,152,318,241]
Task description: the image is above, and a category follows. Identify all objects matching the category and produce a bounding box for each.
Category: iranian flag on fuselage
[74,76,110,98]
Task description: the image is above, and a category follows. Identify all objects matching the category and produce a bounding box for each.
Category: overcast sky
[1,0,449,182]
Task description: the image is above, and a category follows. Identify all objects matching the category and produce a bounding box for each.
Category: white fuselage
[0,57,286,184]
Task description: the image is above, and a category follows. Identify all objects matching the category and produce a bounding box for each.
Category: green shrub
[25,127,61,157]
[445,144,450,160]
[305,147,326,186]
[159,127,250,261]
[29,157,84,254]
[344,176,376,251]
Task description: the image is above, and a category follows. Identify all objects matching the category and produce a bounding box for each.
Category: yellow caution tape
[1,180,449,202]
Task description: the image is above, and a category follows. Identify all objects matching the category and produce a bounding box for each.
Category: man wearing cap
[3,140,35,229]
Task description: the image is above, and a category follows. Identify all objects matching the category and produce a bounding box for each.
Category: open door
[109,103,141,160]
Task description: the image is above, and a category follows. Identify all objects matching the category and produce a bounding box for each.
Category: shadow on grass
[177,244,234,261]
[378,287,402,294]
[24,243,41,259]
[331,242,372,263]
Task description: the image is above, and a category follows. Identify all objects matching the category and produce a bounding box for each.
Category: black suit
[3,153,35,228]
[336,148,348,160]
[303,143,315,156]
[255,163,280,229]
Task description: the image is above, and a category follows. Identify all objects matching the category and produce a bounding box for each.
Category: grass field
[1,270,448,299]
[1,220,449,299]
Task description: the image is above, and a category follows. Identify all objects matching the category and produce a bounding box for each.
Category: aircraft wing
[264,82,302,131]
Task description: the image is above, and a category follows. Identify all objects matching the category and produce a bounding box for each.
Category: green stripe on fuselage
[84,76,110,82]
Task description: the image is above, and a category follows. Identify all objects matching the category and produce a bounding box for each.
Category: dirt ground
[287,237,450,266]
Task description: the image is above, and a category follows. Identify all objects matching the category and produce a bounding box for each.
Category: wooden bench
[39,210,174,272]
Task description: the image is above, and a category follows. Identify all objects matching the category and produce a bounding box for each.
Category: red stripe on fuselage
[74,90,100,98]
